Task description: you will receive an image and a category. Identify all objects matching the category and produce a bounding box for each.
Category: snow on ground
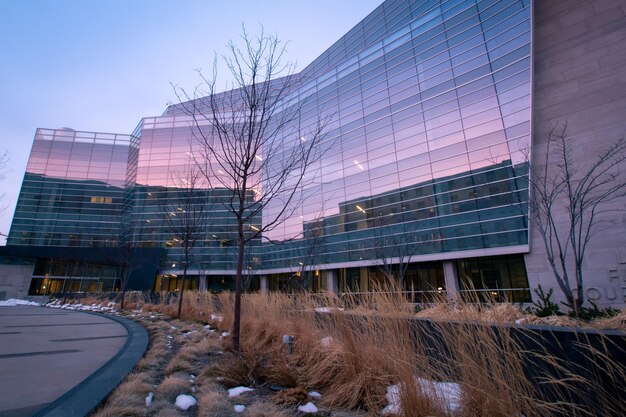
[308,391,322,398]
[298,402,319,413]
[0,298,41,306]
[313,307,345,313]
[210,314,223,322]
[234,405,245,413]
[174,394,197,410]
[382,377,461,415]
[228,386,254,397]
[46,300,117,313]
[145,392,154,406]
[320,336,334,348]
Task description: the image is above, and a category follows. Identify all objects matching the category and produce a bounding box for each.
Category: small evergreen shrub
[526,285,562,317]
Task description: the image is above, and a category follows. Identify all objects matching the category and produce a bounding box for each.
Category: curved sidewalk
[0,305,148,417]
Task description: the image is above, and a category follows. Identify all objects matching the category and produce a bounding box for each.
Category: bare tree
[159,166,210,318]
[529,123,626,313]
[116,235,139,310]
[293,216,326,291]
[115,205,151,310]
[175,28,329,350]
[371,215,414,292]
[195,252,211,292]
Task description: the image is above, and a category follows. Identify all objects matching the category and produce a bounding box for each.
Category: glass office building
[7,0,533,301]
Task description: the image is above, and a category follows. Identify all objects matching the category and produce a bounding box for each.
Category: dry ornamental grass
[83,288,624,417]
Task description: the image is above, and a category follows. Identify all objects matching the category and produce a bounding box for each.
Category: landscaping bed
[51,292,625,417]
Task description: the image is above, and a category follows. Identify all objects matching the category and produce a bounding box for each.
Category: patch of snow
[221,331,230,337]
[44,301,117,313]
[216,376,225,382]
[145,392,154,406]
[313,307,345,313]
[308,391,322,398]
[381,385,401,415]
[0,299,40,307]
[298,402,318,413]
[210,314,224,322]
[174,394,197,410]
[320,336,333,348]
[515,318,526,324]
[228,386,254,397]
[382,377,461,415]
[234,405,245,413]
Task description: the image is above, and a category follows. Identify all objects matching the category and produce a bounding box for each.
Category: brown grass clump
[152,404,186,417]
[415,302,483,321]
[591,308,626,330]
[155,376,192,402]
[245,400,292,417]
[530,314,581,327]
[396,371,447,417]
[415,302,457,320]
[106,377,153,407]
[299,293,412,411]
[271,387,310,406]
[421,301,541,417]
[212,352,259,387]
[135,338,169,372]
[197,390,232,417]
[91,404,145,417]
[165,355,195,374]
[480,303,527,323]
[180,291,215,322]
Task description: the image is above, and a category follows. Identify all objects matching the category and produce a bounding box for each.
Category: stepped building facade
[2,0,625,307]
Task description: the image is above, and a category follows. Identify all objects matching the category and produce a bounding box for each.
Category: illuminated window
[90,196,113,203]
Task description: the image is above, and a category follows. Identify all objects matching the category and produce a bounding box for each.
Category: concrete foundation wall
[528,0,626,307]
[0,263,35,300]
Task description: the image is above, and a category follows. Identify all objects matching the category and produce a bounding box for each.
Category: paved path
[0,305,148,417]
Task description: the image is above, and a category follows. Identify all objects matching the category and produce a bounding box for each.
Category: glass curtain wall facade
[8,0,532,298]
[9,128,131,247]
[128,117,260,274]
[261,0,532,271]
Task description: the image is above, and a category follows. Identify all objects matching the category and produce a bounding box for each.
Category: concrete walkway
[0,305,148,417]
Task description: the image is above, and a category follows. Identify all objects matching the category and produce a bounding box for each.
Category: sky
[0,0,382,244]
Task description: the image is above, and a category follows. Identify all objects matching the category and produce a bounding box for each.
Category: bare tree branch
[173,28,330,350]
[158,163,211,318]
[528,122,626,312]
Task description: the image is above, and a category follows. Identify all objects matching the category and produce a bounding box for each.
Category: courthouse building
[1,0,625,307]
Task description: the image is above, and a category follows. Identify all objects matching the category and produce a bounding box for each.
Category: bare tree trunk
[177,264,188,319]
[232,232,245,351]
[61,262,71,305]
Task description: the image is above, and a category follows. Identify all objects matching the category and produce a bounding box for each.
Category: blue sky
[0,0,381,243]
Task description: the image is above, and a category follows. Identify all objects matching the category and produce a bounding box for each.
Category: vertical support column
[442,261,459,302]
[326,270,338,296]
[260,275,268,294]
